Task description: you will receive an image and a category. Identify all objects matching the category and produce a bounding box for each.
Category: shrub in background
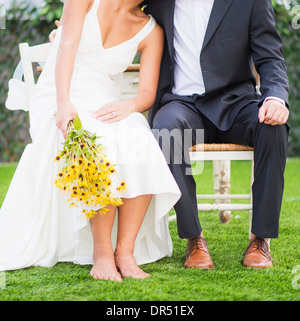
[0,0,62,162]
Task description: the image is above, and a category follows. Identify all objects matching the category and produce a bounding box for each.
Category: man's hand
[49,20,60,43]
[258,99,289,125]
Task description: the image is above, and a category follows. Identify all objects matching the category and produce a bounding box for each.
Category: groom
[145,0,289,269]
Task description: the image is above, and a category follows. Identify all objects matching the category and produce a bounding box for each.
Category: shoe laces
[243,237,272,261]
[186,236,209,258]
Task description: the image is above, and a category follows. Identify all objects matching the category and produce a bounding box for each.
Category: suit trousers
[152,94,289,239]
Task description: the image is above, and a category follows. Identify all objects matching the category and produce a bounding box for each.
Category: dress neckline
[94,0,152,51]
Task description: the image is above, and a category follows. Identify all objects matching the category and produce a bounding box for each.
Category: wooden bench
[188,143,254,237]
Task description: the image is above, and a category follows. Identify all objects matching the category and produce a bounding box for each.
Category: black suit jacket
[146,0,289,130]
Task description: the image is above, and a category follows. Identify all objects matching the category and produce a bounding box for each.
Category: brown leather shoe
[184,236,214,269]
[242,237,273,269]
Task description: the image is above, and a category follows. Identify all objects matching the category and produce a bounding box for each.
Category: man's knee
[256,122,289,152]
[152,102,188,131]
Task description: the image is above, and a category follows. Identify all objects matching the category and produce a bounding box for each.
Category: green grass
[0,159,300,301]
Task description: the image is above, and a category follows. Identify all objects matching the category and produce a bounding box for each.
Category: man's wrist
[263,96,285,106]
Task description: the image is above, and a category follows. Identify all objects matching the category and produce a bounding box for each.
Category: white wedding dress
[0,0,181,271]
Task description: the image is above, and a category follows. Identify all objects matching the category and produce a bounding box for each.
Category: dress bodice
[43,0,156,111]
[53,0,156,76]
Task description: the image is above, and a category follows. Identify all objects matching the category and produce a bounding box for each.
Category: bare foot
[115,253,150,279]
[90,259,123,282]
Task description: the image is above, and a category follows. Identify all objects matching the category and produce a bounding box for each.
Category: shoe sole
[184,265,214,270]
[242,263,273,269]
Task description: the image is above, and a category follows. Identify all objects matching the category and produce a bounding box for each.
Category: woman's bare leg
[114,194,152,279]
[89,205,122,282]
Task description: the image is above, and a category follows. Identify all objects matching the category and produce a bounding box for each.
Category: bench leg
[249,160,254,238]
[216,160,231,224]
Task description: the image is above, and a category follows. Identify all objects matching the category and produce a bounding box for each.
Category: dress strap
[134,15,157,44]
[90,0,100,12]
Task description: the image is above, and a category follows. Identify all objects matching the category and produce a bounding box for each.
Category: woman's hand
[56,100,77,138]
[93,100,135,124]
[49,20,61,43]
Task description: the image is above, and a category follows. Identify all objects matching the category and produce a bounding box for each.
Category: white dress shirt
[172,0,214,96]
[172,0,285,106]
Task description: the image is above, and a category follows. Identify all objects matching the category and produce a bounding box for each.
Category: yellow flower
[54,114,126,219]
[85,210,97,219]
[117,180,126,191]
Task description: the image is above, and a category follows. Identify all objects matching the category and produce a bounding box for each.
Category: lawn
[0,159,299,303]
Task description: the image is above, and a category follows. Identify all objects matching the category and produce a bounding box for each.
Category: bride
[0,0,180,281]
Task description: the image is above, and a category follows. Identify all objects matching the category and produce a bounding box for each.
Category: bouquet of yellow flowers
[54,114,126,219]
